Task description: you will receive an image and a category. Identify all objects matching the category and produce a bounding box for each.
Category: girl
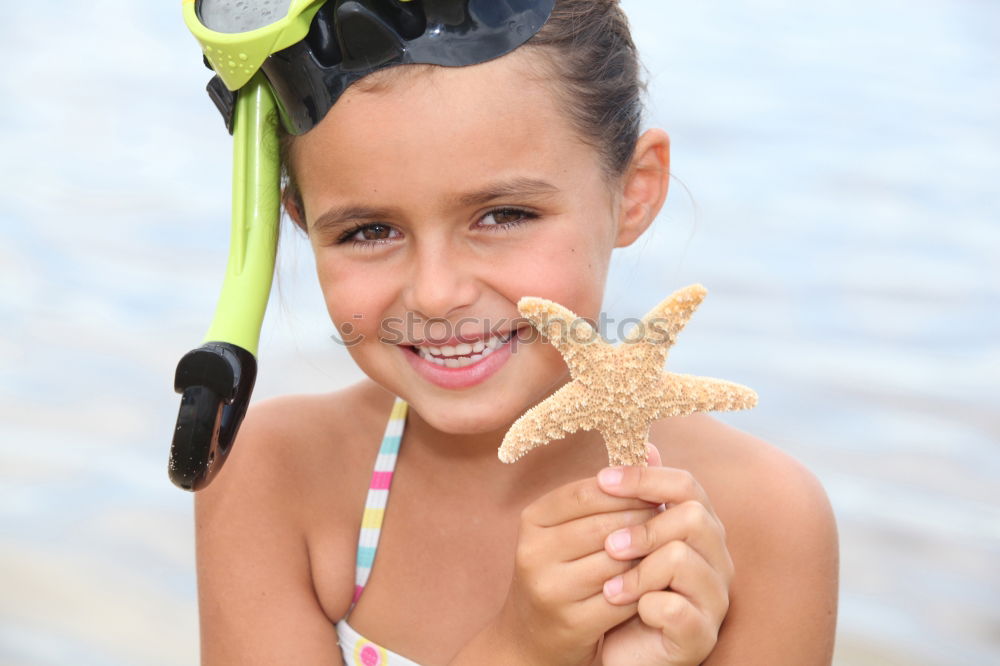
[194,1,839,663]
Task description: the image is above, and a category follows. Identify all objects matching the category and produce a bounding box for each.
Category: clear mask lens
[198,0,294,33]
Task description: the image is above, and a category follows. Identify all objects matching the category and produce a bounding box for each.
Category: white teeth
[414,331,511,367]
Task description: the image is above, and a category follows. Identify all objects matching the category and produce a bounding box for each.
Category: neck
[403,405,611,506]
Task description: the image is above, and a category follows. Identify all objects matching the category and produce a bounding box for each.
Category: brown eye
[490,209,524,225]
[337,222,399,245]
[482,208,536,228]
[360,224,392,240]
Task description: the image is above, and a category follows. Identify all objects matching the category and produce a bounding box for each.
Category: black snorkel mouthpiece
[174,0,554,491]
[171,343,256,491]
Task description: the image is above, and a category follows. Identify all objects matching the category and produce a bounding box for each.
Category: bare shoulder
[201,379,394,522]
[194,379,394,665]
[653,414,835,529]
[229,379,394,490]
[651,414,839,664]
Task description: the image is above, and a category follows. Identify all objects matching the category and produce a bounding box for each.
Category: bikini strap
[348,397,408,612]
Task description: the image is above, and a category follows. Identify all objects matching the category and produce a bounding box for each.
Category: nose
[401,238,480,323]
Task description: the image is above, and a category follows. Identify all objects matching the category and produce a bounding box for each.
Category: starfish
[498,284,758,467]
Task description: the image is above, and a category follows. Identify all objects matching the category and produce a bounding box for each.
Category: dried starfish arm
[651,373,759,419]
[517,297,602,377]
[625,284,708,346]
[498,381,591,463]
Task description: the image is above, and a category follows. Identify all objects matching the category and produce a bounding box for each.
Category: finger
[603,499,733,581]
[596,465,716,515]
[524,477,659,528]
[645,442,662,467]
[544,506,659,562]
[602,540,730,623]
[513,549,635,621]
[637,591,720,664]
[562,549,639,602]
[566,589,638,638]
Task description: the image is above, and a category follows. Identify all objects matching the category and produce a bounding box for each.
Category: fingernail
[603,575,624,598]
[608,528,631,552]
[645,443,656,462]
[598,467,623,488]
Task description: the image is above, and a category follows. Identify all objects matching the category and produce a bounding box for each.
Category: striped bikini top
[336,398,422,666]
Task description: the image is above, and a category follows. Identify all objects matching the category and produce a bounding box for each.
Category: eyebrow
[309,177,560,236]
[454,177,559,207]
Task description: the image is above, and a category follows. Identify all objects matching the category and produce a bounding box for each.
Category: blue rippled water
[1,1,997,664]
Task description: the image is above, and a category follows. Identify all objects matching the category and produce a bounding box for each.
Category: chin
[418,374,571,436]
[409,392,527,436]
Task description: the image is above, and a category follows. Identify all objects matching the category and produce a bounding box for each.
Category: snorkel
[170,0,555,491]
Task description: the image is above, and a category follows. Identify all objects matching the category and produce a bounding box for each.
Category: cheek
[506,232,613,319]
[314,257,395,340]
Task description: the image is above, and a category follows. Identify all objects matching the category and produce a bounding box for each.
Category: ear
[615,128,670,248]
[282,187,308,233]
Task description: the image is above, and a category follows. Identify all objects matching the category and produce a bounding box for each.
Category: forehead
[289,50,601,204]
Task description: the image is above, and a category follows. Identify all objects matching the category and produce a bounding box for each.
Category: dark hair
[279,0,645,224]
[522,0,645,177]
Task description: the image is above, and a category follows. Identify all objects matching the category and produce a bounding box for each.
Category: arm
[704,449,839,664]
[195,401,344,665]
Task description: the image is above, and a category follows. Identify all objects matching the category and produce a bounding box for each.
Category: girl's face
[290,51,666,436]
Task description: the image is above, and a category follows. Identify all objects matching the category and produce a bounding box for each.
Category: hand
[494,475,661,665]
[599,444,734,666]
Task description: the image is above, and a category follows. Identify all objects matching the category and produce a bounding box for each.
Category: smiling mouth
[406,330,517,368]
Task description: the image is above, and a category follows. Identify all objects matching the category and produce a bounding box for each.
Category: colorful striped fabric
[352,397,408,606]
[336,397,422,666]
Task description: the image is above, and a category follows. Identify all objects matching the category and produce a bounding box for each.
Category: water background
[1,1,998,663]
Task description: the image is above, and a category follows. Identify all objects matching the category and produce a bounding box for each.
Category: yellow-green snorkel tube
[171,0,555,491]
[171,1,325,491]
